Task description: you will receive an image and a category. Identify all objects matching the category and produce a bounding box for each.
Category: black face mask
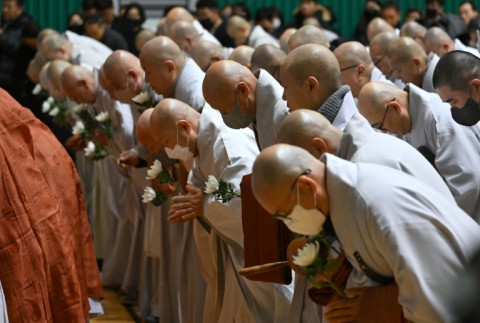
[451,97,480,126]
[425,8,438,19]
[364,8,380,21]
[198,18,214,31]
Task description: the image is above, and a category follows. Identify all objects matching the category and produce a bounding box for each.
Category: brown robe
[0,89,102,322]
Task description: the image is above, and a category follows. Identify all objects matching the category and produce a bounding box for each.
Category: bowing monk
[0,88,102,322]
[252,144,480,322]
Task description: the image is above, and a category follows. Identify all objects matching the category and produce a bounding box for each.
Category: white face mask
[272,17,282,29]
[278,183,326,236]
[165,126,194,162]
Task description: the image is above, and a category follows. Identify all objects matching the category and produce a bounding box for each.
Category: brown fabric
[357,284,406,323]
[0,89,102,322]
[308,252,353,306]
[240,174,294,284]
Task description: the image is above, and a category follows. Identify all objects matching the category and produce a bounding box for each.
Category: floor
[91,289,143,323]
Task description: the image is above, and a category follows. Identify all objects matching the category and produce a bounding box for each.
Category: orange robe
[0,89,102,322]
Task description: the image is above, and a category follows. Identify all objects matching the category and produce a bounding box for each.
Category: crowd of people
[1,0,480,322]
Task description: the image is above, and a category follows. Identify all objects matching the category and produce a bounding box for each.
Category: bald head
[102,50,144,102]
[287,25,330,51]
[136,108,162,154]
[279,28,296,53]
[251,44,286,80]
[27,52,47,83]
[277,109,342,158]
[135,29,155,52]
[227,15,252,46]
[139,36,186,95]
[357,82,410,134]
[228,45,254,69]
[423,27,454,57]
[47,60,72,100]
[280,43,341,110]
[190,40,224,72]
[40,34,72,62]
[169,20,200,53]
[366,18,395,42]
[203,60,257,116]
[36,28,59,49]
[61,65,95,104]
[251,143,326,214]
[39,62,51,93]
[400,21,427,47]
[165,7,195,28]
[388,37,427,85]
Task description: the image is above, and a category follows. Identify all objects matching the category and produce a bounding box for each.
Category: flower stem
[322,275,347,299]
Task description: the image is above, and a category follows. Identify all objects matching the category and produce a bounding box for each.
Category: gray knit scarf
[317,85,351,123]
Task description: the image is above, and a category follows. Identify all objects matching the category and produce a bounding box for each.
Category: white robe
[421,53,440,93]
[248,25,280,48]
[403,84,480,222]
[65,30,112,61]
[254,69,289,150]
[370,66,394,85]
[175,58,206,111]
[454,38,480,57]
[193,19,222,45]
[324,153,480,322]
[331,90,358,131]
[189,105,292,322]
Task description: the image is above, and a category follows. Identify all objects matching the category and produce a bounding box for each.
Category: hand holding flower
[169,185,205,223]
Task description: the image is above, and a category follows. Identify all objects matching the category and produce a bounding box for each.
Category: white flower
[72,121,85,135]
[132,91,150,105]
[84,141,96,158]
[95,111,110,123]
[142,186,157,203]
[49,107,60,117]
[204,175,220,194]
[73,104,85,114]
[42,101,51,113]
[292,241,320,267]
[32,84,42,95]
[47,96,55,104]
[146,159,163,180]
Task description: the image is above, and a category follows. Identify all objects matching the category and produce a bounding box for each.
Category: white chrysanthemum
[72,121,85,135]
[95,111,109,123]
[204,175,220,194]
[47,96,55,103]
[132,91,150,105]
[84,141,96,158]
[292,241,320,267]
[49,107,60,117]
[146,159,163,180]
[42,101,51,113]
[32,84,42,95]
[142,186,157,203]
[73,104,85,114]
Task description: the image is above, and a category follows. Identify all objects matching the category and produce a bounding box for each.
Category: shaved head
[136,108,162,154]
[61,65,96,104]
[39,62,52,93]
[280,43,341,110]
[150,98,200,153]
[279,28,297,53]
[369,31,398,77]
[357,82,410,134]
[165,7,195,28]
[251,143,328,215]
[139,36,186,95]
[251,44,286,80]
[287,25,330,51]
[388,37,427,86]
[277,109,342,158]
[40,34,72,62]
[228,45,254,69]
[135,29,155,52]
[203,60,257,116]
[423,27,454,57]
[366,17,395,42]
[47,60,71,100]
[169,20,200,53]
[190,40,224,72]
[36,28,59,49]
[102,50,145,103]
[400,21,427,47]
[227,15,252,46]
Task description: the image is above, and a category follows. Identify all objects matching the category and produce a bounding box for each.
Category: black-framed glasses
[371,98,395,131]
[340,64,359,72]
[272,169,312,220]
[373,54,387,66]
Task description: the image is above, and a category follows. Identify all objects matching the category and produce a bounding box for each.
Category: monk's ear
[297,174,318,196]
[177,119,191,131]
[77,79,88,89]
[356,64,366,76]
[310,137,327,158]
[388,99,402,115]
[305,76,319,93]
[236,81,250,97]
[470,78,480,98]
[164,60,176,73]
[411,57,422,68]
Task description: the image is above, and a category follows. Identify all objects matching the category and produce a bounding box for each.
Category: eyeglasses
[371,98,395,131]
[373,54,387,66]
[272,168,312,220]
[340,64,359,72]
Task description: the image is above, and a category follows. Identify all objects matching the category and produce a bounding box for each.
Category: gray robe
[324,153,480,322]
[190,105,293,323]
[404,84,480,222]
[421,53,440,93]
[175,58,206,111]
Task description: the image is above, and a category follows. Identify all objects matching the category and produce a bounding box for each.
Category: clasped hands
[167,185,204,223]
[323,288,365,323]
